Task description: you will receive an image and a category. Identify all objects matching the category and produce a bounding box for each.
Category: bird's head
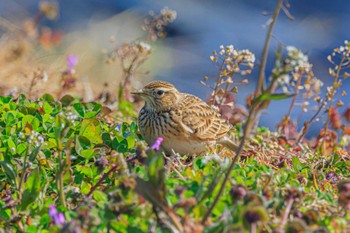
[132,80,180,111]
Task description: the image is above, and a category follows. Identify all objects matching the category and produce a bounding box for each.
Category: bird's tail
[218,137,238,151]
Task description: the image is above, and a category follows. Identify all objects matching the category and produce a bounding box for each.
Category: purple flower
[49,204,65,225]
[151,137,163,151]
[66,55,78,74]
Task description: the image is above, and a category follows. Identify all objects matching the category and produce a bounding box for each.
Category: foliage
[0,94,349,232]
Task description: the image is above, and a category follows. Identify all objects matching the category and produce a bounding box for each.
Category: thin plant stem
[321,53,348,152]
[58,150,66,208]
[219,81,231,108]
[286,72,302,118]
[218,65,238,108]
[251,223,257,233]
[281,198,294,228]
[18,146,30,200]
[323,55,347,133]
[296,97,327,144]
[28,75,37,98]
[256,0,285,94]
[211,56,228,105]
[87,164,119,197]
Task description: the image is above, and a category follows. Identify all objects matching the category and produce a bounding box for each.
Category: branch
[256,0,285,94]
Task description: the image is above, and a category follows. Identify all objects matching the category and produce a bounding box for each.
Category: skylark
[132,80,237,155]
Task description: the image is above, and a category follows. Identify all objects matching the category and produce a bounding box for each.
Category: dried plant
[27,68,49,98]
[58,55,79,98]
[143,7,177,41]
[201,45,254,124]
[321,41,350,149]
[107,41,152,102]
[275,46,323,139]
[297,41,350,152]
[107,7,176,103]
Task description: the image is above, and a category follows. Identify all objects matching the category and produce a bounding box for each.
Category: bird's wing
[180,94,231,141]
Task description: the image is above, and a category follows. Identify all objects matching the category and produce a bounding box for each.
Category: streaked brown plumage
[132,80,237,154]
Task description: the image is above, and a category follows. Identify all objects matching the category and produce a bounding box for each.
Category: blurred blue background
[1,0,349,136]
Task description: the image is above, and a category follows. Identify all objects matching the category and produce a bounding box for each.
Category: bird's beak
[131,89,147,96]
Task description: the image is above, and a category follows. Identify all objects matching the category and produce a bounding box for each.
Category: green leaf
[197,169,222,203]
[42,102,53,114]
[84,102,102,119]
[26,225,39,233]
[135,177,167,208]
[22,115,40,131]
[126,134,135,149]
[101,133,112,146]
[126,227,144,233]
[21,168,41,210]
[72,103,85,117]
[80,119,102,144]
[17,106,28,115]
[147,151,165,188]
[93,190,108,202]
[112,138,128,153]
[292,156,302,171]
[17,143,28,155]
[7,139,16,153]
[0,161,17,186]
[29,147,41,162]
[4,111,17,126]
[60,95,75,107]
[0,96,13,104]
[130,121,138,133]
[41,94,55,102]
[256,93,295,102]
[0,205,11,221]
[81,149,95,159]
[81,182,91,194]
[16,94,27,103]
[119,101,135,116]
[75,136,91,156]
[80,166,93,178]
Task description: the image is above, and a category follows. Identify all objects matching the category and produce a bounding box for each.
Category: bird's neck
[144,102,174,113]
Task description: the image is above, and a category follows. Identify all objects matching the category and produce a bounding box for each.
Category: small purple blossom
[66,55,78,74]
[49,204,65,225]
[151,137,163,151]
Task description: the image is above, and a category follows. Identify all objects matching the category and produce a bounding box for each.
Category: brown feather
[180,94,231,141]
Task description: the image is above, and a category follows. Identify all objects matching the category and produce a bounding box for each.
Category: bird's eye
[156,90,164,96]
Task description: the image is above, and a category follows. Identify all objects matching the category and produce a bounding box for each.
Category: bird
[132,80,237,155]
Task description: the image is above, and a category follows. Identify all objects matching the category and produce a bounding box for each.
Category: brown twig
[296,97,327,144]
[211,55,228,106]
[86,151,137,199]
[86,164,120,197]
[57,150,67,208]
[286,71,302,118]
[256,0,285,94]
[323,55,347,134]
[281,198,293,228]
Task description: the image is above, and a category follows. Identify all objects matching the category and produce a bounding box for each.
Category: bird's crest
[143,80,176,90]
